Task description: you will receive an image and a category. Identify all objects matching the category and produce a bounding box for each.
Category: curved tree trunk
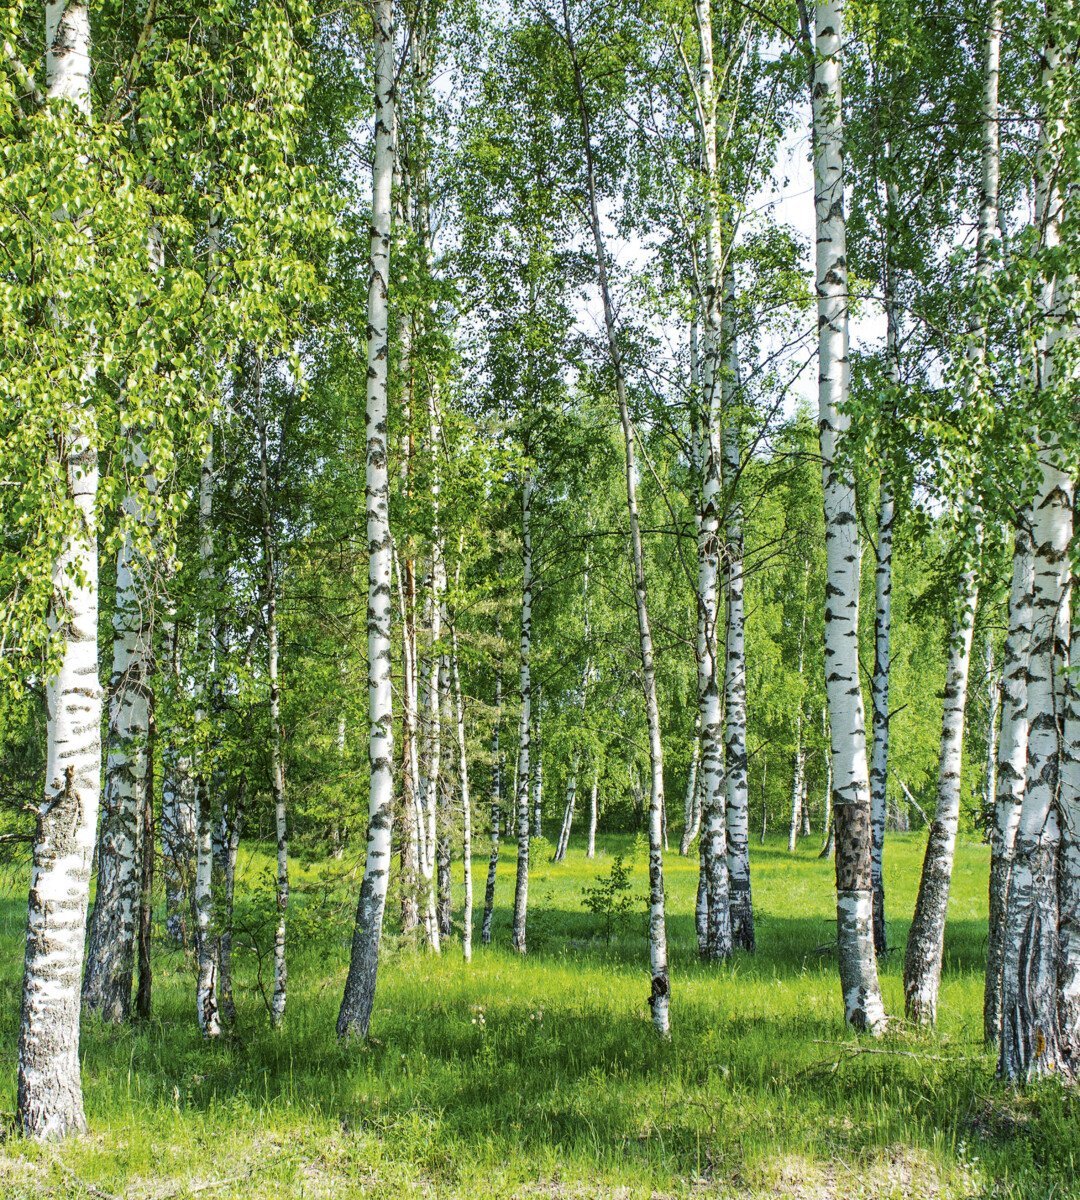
[903,556,980,1024]
[336,0,397,1038]
[567,20,670,1032]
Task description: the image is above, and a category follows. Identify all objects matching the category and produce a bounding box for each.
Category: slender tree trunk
[555,748,580,862]
[806,0,886,1032]
[985,519,1033,1045]
[681,727,701,855]
[691,0,733,964]
[868,481,894,954]
[450,624,472,961]
[481,664,503,944]
[257,412,289,1029]
[135,693,156,1022]
[587,761,599,859]
[903,554,980,1024]
[789,564,810,854]
[983,635,1001,821]
[193,438,220,1040]
[903,0,1005,1010]
[568,19,670,1031]
[161,619,196,946]
[337,0,397,1037]
[83,439,156,1021]
[722,282,753,952]
[395,548,422,933]
[17,0,99,1140]
[511,474,535,953]
[531,688,543,838]
[217,783,242,1027]
[437,654,453,938]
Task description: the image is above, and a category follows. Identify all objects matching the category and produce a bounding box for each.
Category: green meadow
[0,832,1073,1199]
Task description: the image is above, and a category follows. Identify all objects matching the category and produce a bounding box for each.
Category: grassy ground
[0,830,1075,1199]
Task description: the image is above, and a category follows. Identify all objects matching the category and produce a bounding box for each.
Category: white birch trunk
[193,440,220,1040]
[1059,599,1080,1057]
[481,663,503,944]
[83,436,155,1021]
[789,563,811,854]
[569,27,670,1030]
[722,282,752,953]
[161,617,196,945]
[692,0,733,964]
[903,553,980,1024]
[436,654,453,938]
[868,480,894,954]
[809,0,886,1033]
[450,625,472,962]
[18,2,99,1138]
[680,728,701,856]
[394,548,422,932]
[257,413,289,1029]
[531,688,543,839]
[511,475,535,953]
[984,517,1032,1044]
[982,636,1001,821]
[587,761,599,859]
[997,10,1070,1082]
[999,453,1072,1080]
[337,0,397,1037]
[554,748,580,862]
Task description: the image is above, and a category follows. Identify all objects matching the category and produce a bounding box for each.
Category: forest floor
[0,830,1074,1199]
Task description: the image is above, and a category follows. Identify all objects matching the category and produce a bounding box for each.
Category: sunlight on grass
[0,833,1068,1198]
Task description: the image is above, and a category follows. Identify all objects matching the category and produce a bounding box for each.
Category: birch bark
[868,481,894,954]
[193,440,219,1039]
[257,412,289,1028]
[903,553,980,1024]
[692,0,733,964]
[722,285,752,953]
[511,474,535,953]
[83,434,155,1022]
[337,0,397,1037]
[984,523,1032,1046]
[567,25,670,1031]
[18,1,99,1138]
[587,761,599,859]
[450,624,472,961]
[808,0,886,1032]
[481,664,502,944]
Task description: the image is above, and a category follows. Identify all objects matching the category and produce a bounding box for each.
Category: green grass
[0,831,1076,1198]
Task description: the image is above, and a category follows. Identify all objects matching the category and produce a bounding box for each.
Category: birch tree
[802,0,886,1033]
[337,0,397,1038]
[16,0,101,1135]
[563,6,670,1032]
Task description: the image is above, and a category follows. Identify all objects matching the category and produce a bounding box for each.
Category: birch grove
[4,0,1080,1158]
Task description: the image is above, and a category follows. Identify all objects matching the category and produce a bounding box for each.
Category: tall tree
[337,0,398,1039]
